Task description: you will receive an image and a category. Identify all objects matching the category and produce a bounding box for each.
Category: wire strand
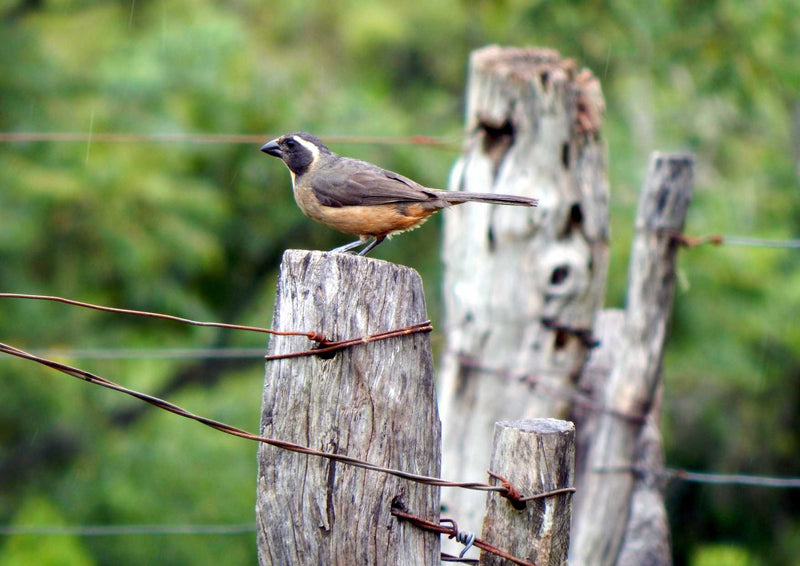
[0,132,460,148]
[670,232,800,250]
[594,466,800,488]
[0,524,256,536]
[0,341,515,497]
[716,235,800,249]
[668,469,800,488]
[0,293,323,339]
[8,347,267,360]
[391,501,536,566]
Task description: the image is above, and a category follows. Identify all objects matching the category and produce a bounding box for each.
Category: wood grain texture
[480,419,575,566]
[569,154,693,566]
[439,45,609,542]
[255,250,441,566]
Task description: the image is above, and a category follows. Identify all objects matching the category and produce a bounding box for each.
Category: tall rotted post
[439,45,609,542]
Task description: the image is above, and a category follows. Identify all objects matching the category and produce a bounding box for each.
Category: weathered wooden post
[480,419,575,566]
[569,154,693,565]
[255,250,441,565]
[439,45,609,536]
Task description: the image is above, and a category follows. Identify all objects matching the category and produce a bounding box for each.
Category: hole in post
[550,265,570,285]
[570,203,584,226]
[561,142,570,169]
[560,203,585,238]
[510,498,527,511]
[554,329,569,350]
[479,118,516,175]
[314,344,338,360]
[656,189,669,214]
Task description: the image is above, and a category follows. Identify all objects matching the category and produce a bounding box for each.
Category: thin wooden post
[440,45,609,538]
[571,309,672,565]
[569,154,693,565]
[480,419,575,566]
[255,250,441,565]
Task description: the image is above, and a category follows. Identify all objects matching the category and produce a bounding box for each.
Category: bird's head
[260,132,331,176]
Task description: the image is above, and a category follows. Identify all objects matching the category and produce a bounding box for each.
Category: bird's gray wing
[311,162,440,208]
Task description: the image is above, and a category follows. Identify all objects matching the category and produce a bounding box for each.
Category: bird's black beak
[260,139,282,158]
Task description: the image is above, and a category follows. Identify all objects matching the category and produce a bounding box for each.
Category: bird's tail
[443,191,538,207]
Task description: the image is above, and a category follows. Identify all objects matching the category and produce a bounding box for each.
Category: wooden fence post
[569,153,694,565]
[439,45,609,538]
[255,250,441,565]
[480,419,575,566]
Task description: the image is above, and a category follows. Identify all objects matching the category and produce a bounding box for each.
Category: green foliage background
[1,1,799,564]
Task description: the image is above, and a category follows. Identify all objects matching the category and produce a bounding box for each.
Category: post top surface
[496,418,575,434]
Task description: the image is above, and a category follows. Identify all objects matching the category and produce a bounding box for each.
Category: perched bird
[260,132,537,256]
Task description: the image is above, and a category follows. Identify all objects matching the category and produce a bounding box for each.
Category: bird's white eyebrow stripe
[292,135,320,162]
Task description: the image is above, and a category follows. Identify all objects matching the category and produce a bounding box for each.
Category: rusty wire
[0,131,460,149]
[6,293,789,491]
[0,293,433,359]
[668,231,800,250]
[486,471,575,510]
[264,320,433,360]
[0,293,328,342]
[390,497,537,566]
[0,341,530,500]
[440,552,478,563]
[457,354,646,424]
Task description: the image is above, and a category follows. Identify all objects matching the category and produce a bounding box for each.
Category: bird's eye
[285,139,297,148]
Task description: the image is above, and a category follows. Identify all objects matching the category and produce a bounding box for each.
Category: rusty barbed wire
[486,470,576,507]
[264,320,433,360]
[440,518,477,562]
[390,497,537,566]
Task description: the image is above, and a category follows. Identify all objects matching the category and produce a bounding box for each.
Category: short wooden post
[255,250,441,565]
[439,45,609,536]
[480,419,575,565]
[569,154,693,565]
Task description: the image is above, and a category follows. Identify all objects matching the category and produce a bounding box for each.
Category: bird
[260,132,537,256]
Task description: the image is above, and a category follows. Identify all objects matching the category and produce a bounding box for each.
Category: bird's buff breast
[293,185,431,238]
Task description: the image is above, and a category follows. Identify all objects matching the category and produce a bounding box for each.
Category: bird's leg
[357,235,385,256]
[331,238,370,254]
[329,235,386,256]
